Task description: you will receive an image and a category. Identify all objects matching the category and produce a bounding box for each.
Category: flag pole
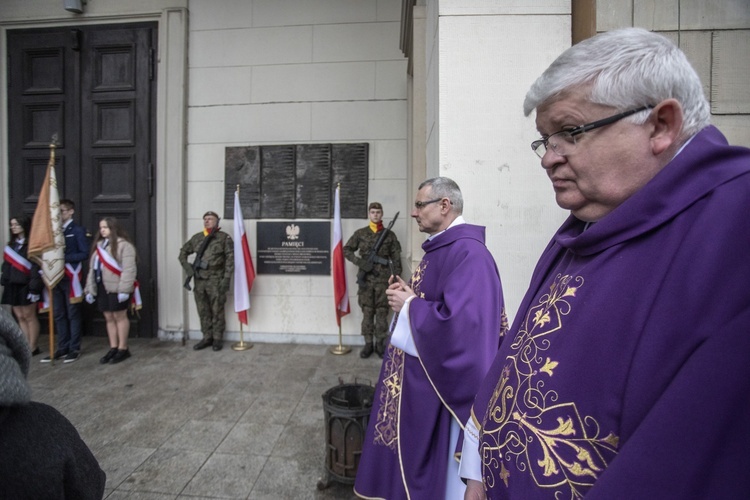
[232,322,253,351]
[47,140,56,364]
[330,183,351,355]
[232,184,253,351]
[47,285,55,365]
[330,322,350,355]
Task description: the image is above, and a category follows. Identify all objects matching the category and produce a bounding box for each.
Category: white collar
[428,215,466,241]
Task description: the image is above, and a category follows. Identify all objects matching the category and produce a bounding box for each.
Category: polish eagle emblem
[286,224,300,240]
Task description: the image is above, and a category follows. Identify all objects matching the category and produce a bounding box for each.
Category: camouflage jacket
[344,225,402,284]
[178,230,234,283]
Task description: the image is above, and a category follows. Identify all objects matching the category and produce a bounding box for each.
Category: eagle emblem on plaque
[286,224,300,240]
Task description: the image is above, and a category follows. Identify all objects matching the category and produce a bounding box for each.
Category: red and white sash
[39,287,50,313]
[95,243,141,310]
[36,265,82,309]
[95,243,122,276]
[132,279,143,311]
[65,263,84,304]
[36,284,49,313]
[3,245,32,276]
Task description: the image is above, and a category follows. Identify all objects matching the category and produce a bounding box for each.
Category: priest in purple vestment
[461,28,750,499]
[354,177,507,500]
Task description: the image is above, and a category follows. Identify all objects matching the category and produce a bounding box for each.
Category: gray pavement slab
[27,335,381,500]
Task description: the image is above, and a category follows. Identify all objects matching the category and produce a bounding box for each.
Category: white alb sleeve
[389,295,418,356]
[458,417,483,482]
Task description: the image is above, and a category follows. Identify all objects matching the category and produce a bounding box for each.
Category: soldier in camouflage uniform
[179,211,234,351]
[344,202,402,358]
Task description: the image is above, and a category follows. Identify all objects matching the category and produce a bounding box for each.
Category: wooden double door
[7,22,158,337]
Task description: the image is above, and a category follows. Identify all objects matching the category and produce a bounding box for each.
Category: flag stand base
[330,324,350,355]
[233,327,253,351]
[232,341,253,351]
[329,344,351,355]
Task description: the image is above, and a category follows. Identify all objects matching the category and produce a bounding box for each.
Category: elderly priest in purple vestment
[354,177,507,499]
[461,28,750,500]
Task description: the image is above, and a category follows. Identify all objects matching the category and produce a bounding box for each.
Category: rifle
[184,227,219,291]
[356,212,399,287]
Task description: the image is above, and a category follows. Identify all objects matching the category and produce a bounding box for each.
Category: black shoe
[31,348,41,356]
[193,338,213,350]
[41,350,68,363]
[63,351,81,363]
[100,348,119,364]
[212,340,223,351]
[375,341,385,359]
[110,349,131,364]
[360,343,374,359]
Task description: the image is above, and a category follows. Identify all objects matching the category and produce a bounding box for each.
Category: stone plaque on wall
[225,143,368,219]
[256,221,331,275]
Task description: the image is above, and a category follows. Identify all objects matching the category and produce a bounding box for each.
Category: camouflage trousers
[193,276,227,341]
[357,280,390,347]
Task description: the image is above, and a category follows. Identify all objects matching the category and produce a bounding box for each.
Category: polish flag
[332,185,350,325]
[233,191,256,325]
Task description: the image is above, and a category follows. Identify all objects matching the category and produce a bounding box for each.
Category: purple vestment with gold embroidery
[471,126,750,499]
[354,223,505,499]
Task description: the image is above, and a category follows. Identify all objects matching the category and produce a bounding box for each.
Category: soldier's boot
[360,338,374,358]
[374,338,386,358]
[194,337,213,350]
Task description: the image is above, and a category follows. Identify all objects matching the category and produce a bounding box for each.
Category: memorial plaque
[261,145,296,218]
[296,144,332,218]
[225,143,369,219]
[332,143,368,219]
[256,221,331,275]
[225,146,261,218]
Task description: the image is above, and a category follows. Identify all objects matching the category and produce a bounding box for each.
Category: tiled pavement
[27,335,382,500]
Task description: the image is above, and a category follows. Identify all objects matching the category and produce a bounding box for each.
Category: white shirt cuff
[390,295,417,356]
[458,418,482,482]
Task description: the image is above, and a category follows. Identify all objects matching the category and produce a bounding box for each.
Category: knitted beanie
[0,307,31,406]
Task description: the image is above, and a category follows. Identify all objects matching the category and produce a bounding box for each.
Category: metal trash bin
[317,381,375,490]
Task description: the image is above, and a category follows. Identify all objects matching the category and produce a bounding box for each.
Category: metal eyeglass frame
[413,198,443,210]
[531,106,653,159]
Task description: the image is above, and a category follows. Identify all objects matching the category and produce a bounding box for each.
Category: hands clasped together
[386,275,415,313]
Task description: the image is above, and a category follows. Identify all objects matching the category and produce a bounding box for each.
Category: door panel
[7,23,157,338]
[8,30,79,213]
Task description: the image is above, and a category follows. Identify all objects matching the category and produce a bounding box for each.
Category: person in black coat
[0,306,106,499]
[1,214,43,355]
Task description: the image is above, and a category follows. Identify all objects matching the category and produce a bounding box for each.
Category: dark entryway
[7,22,158,337]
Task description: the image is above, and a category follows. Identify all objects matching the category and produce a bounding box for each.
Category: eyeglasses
[531,106,653,159]
[414,198,443,210]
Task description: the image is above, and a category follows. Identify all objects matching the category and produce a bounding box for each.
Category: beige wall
[424,1,572,321]
[183,0,409,344]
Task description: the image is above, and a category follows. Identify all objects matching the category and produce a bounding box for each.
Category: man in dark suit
[41,199,90,363]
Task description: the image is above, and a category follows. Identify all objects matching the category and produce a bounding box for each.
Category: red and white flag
[332,185,350,325]
[233,191,255,325]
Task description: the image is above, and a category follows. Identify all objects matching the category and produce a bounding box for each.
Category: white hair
[419,177,464,215]
[524,28,710,138]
